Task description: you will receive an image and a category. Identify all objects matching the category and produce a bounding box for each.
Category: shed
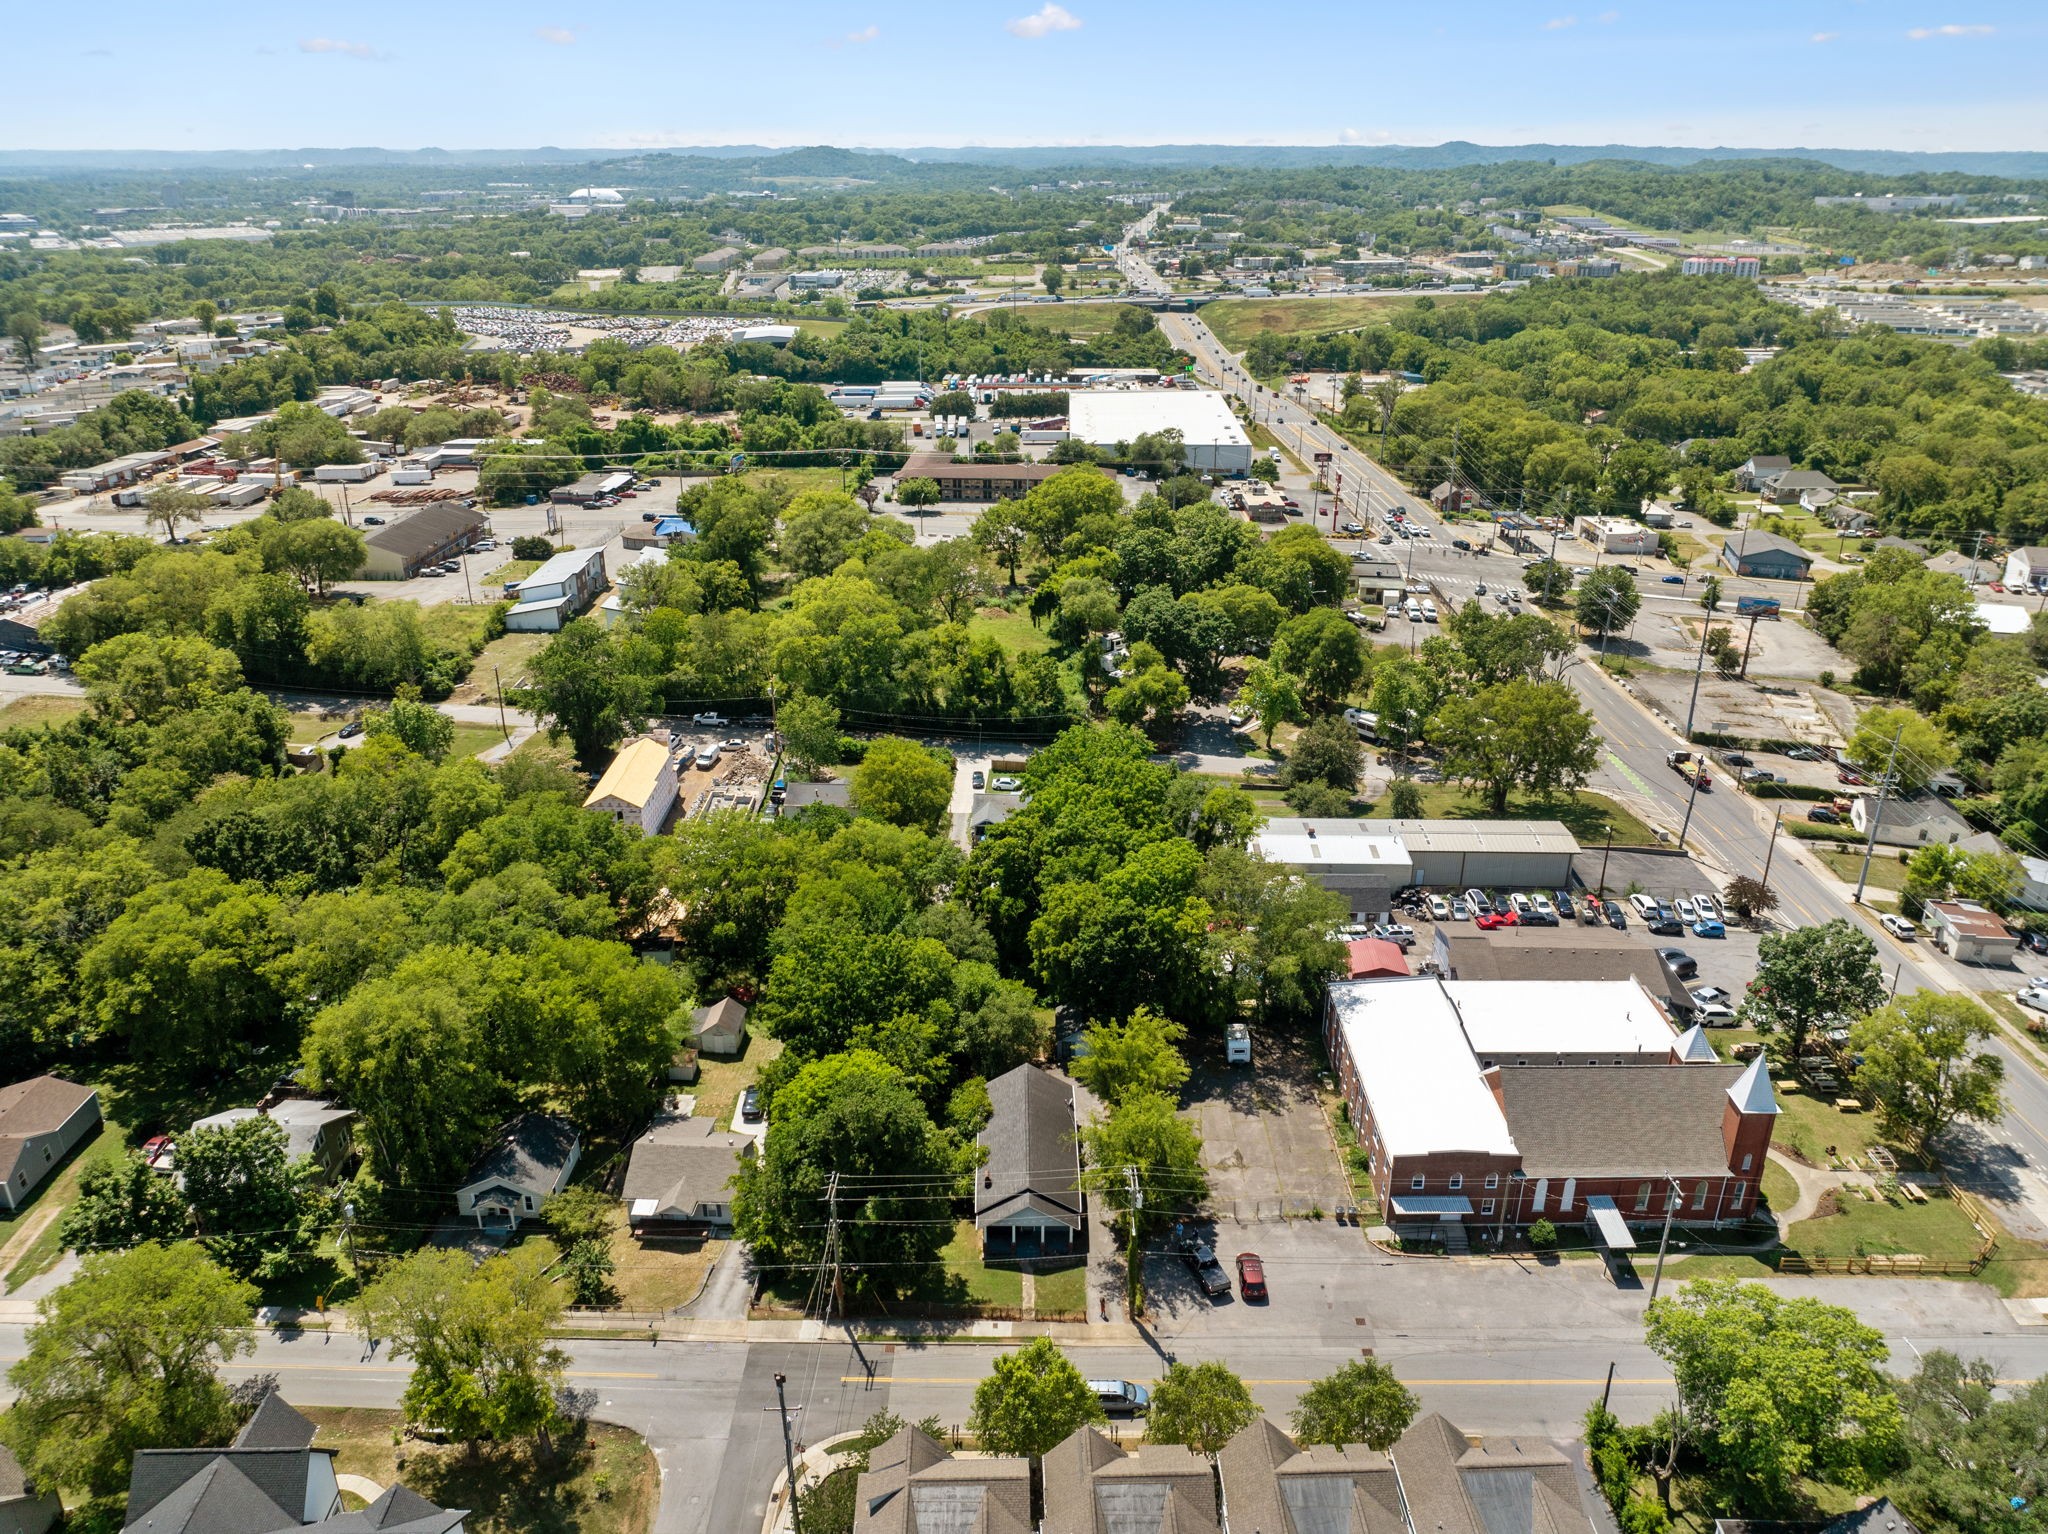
[1346,938,1411,979]
[974,1065,1084,1256]
[1719,531,1814,581]
[691,997,749,1059]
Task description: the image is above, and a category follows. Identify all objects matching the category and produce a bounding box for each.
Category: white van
[1628,892,1662,919]
[1225,1023,1252,1066]
[695,742,722,770]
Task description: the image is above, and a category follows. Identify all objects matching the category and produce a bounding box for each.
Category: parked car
[692,712,728,727]
[2024,931,2048,956]
[337,720,365,739]
[1508,892,1535,923]
[1427,895,1451,921]
[362,515,386,525]
[1463,887,1487,913]
[1692,918,1726,939]
[1178,1234,1232,1298]
[739,1086,763,1122]
[1449,898,1472,921]
[1090,1380,1152,1417]
[1530,893,1558,925]
[1236,1252,1268,1302]
[1717,751,1754,768]
[1784,745,1823,761]
[1807,805,1841,824]
[971,769,986,790]
[1475,911,1517,930]
[1603,900,1627,929]
[1628,892,1661,918]
[1673,897,1699,923]
[1880,914,1918,940]
[2017,987,2048,1014]
[991,774,1022,791]
[1552,889,1576,921]
[1656,947,1699,980]
[1694,892,1723,922]
[1647,914,1685,937]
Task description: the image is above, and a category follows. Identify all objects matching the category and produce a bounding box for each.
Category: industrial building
[1323,976,1776,1241]
[357,503,488,579]
[1066,389,1254,475]
[1250,818,1580,920]
[505,546,608,631]
[551,470,634,505]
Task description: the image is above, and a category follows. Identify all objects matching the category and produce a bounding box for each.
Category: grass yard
[688,1035,781,1127]
[742,467,859,500]
[1203,293,1479,352]
[969,605,1056,655]
[303,1407,657,1534]
[0,694,87,731]
[1770,1073,1896,1168]
[605,1198,725,1312]
[931,1220,1023,1308]
[793,318,849,339]
[488,558,545,589]
[1396,783,1659,848]
[1761,1156,1801,1215]
[1788,1185,1988,1265]
[973,304,1133,337]
[1031,1261,1089,1318]
[1,1116,129,1293]
[1814,849,1909,892]
[449,721,513,758]
[468,630,552,698]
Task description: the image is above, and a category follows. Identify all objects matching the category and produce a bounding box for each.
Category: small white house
[1573,516,1661,556]
[455,1115,580,1230]
[505,546,608,632]
[1923,900,2020,967]
[2004,547,2048,592]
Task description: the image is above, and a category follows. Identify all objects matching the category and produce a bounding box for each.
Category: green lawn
[935,1220,1023,1307]
[468,630,552,699]
[489,558,545,589]
[1815,849,1908,891]
[1771,1074,1895,1168]
[1031,1262,1089,1318]
[1788,1185,1986,1265]
[688,1035,781,1127]
[1203,293,1480,352]
[1397,783,1660,848]
[449,721,512,758]
[794,318,849,338]
[1761,1156,1800,1216]
[0,695,87,732]
[969,605,1055,655]
[972,304,1133,337]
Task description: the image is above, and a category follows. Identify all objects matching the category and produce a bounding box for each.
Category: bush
[1818,669,1836,690]
[1528,1218,1558,1248]
[1745,781,1836,801]
[1621,1495,1672,1534]
[510,535,557,561]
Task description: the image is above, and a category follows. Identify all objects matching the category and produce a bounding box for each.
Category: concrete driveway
[1183,1028,1348,1225]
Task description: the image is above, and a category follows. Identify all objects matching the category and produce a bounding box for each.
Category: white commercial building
[505,546,608,632]
[1573,516,1662,556]
[1252,818,1581,919]
[1067,389,1254,475]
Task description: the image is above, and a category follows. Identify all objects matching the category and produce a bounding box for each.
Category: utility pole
[1680,603,1715,741]
[1598,823,1615,900]
[1123,1166,1143,1318]
[1759,804,1784,908]
[774,1373,805,1534]
[1647,1177,1682,1304]
[491,665,510,741]
[1853,719,1908,905]
[823,1171,844,1324]
[1678,751,1708,852]
[339,1199,359,1279]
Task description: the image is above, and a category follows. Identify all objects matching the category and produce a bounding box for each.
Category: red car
[1236,1252,1267,1302]
[1474,910,1518,930]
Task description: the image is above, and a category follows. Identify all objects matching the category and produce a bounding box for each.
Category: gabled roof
[853,1426,1030,1534]
[361,503,484,561]
[0,1075,96,1185]
[123,1456,302,1534]
[1217,1418,1406,1534]
[1496,1065,1751,1178]
[1041,1428,1218,1534]
[584,736,674,812]
[692,997,748,1043]
[313,1484,469,1533]
[1724,531,1814,565]
[975,1066,1082,1233]
[622,1113,753,1220]
[461,1114,578,1192]
[236,1392,318,1450]
[1389,1414,1583,1534]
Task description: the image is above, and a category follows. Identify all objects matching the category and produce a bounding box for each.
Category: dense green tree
[177,1116,332,1282]
[355,1243,570,1451]
[365,692,457,762]
[1147,1361,1261,1457]
[1644,1278,1900,1506]
[851,737,954,834]
[1846,706,1957,794]
[779,691,843,777]
[731,1054,955,1295]
[1286,713,1364,793]
[1272,607,1369,707]
[58,1154,188,1256]
[1238,660,1303,749]
[257,515,366,597]
[779,490,870,578]
[1894,1350,2048,1534]
[971,500,1032,588]
[520,619,651,768]
[1081,1091,1208,1230]
[894,477,940,510]
[0,1243,255,1498]
[1430,679,1599,813]
[967,1339,1105,1459]
[1576,565,1641,639]
[1069,1006,1191,1108]
[1291,1359,1419,1452]
[1850,993,2005,1153]
[1738,919,1886,1062]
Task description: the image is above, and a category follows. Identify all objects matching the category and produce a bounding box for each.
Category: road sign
[1314,451,1332,466]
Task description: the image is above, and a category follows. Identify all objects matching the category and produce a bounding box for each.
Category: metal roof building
[1067,388,1254,474]
[1253,818,1580,908]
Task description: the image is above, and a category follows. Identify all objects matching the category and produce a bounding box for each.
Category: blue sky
[14,1,2045,153]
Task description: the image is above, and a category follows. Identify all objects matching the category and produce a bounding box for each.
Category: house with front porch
[454,1114,579,1231]
[974,1064,1085,1258]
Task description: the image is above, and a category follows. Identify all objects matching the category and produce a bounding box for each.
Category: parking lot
[1183,1026,1349,1224]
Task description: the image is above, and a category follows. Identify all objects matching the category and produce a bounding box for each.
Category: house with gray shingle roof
[124,1393,468,1533]
[454,1114,579,1231]
[0,1075,101,1211]
[852,1426,1030,1534]
[974,1065,1084,1257]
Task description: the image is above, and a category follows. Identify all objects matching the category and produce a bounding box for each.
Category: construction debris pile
[452,305,775,354]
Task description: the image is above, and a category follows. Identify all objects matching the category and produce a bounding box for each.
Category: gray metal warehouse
[1252,818,1581,913]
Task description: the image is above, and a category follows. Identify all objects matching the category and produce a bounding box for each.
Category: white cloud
[1543,16,1577,29]
[1006,4,1082,38]
[535,25,576,45]
[829,24,880,47]
[1907,23,1994,38]
[298,37,389,60]
[1596,10,1620,21]
[1337,128,1396,145]
[1811,30,1839,42]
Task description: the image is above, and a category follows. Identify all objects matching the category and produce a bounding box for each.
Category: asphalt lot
[1183,1028,1349,1225]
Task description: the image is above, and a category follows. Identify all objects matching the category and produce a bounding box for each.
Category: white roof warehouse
[1066,389,1253,475]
